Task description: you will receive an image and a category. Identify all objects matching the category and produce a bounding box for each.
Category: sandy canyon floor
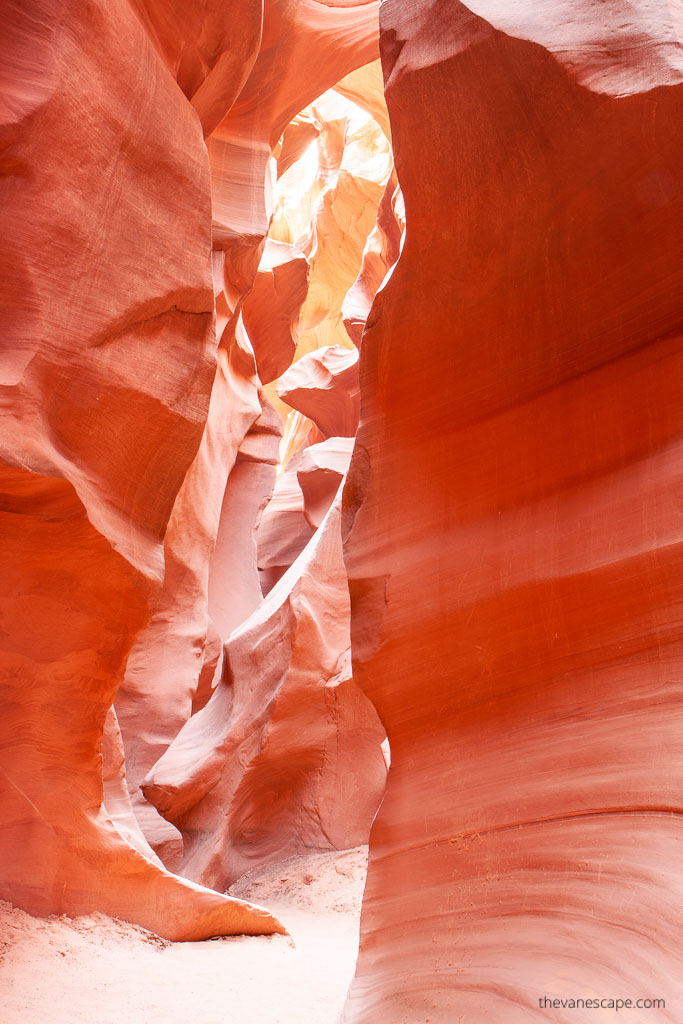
[0,847,367,1024]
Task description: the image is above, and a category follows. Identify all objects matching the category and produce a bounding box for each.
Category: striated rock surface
[0,467,281,942]
[1,0,391,940]
[289,89,393,358]
[0,0,285,940]
[208,0,381,309]
[114,343,264,867]
[343,1,683,1021]
[144,496,387,890]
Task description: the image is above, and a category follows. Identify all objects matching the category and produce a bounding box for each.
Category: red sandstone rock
[192,617,223,715]
[101,708,163,865]
[115,344,264,866]
[0,0,283,940]
[208,0,380,307]
[342,1,683,1020]
[292,90,393,357]
[298,437,355,529]
[335,59,391,140]
[342,171,405,346]
[241,239,310,384]
[112,0,383,894]
[276,112,320,179]
[0,471,281,942]
[144,495,387,890]
[256,449,316,596]
[279,410,324,472]
[277,345,361,438]
[207,389,282,637]
[131,0,263,137]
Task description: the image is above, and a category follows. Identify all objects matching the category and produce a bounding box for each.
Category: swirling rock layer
[342,1,683,1020]
[144,496,387,890]
[1,0,390,944]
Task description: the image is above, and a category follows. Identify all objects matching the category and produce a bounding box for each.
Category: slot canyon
[1,1,682,1022]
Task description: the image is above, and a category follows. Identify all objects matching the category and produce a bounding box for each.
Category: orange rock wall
[342,1,683,1020]
[0,0,384,941]
[0,0,286,941]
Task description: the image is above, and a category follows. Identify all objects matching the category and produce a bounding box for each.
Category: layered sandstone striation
[0,0,388,941]
[0,0,289,941]
[342,1,683,1020]
[9,1,677,1015]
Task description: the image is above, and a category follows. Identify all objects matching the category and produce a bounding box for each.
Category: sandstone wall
[342,1,683,1019]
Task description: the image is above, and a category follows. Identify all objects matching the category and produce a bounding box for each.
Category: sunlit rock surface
[11,1,678,1009]
[298,437,355,529]
[0,0,388,941]
[281,89,393,360]
[115,343,264,868]
[143,496,387,890]
[256,451,316,596]
[207,389,282,639]
[241,240,310,385]
[278,345,361,439]
[0,0,288,940]
[342,170,405,346]
[342,1,683,1021]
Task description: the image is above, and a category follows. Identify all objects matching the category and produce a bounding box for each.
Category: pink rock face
[342,1,683,1020]
[207,389,282,638]
[298,437,355,529]
[286,88,393,358]
[255,446,319,599]
[101,708,163,866]
[115,344,264,868]
[0,0,285,940]
[1,0,387,941]
[276,112,320,178]
[143,496,387,890]
[342,171,405,346]
[131,0,264,137]
[241,240,310,384]
[208,0,380,300]
[277,345,361,438]
[0,469,281,942]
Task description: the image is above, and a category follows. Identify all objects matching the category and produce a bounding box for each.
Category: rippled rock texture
[342,1,683,1020]
[0,0,387,941]
[5,0,677,1012]
[144,496,387,890]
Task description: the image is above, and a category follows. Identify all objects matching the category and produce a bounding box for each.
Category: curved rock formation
[207,389,282,639]
[298,437,355,529]
[114,343,264,867]
[342,1,683,1020]
[1,0,392,943]
[0,467,282,942]
[208,0,381,301]
[342,170,405,346]
[292,90,393,358]
[0,0,288,940]
[144,495,387,890]
[241,240,310,384]
[130,0,264,137]
[278,345,361,438]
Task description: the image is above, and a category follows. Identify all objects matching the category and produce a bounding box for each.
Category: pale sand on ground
[0,847,367,1024]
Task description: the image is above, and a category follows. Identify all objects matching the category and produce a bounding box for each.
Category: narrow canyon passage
[2,1,683,1023]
